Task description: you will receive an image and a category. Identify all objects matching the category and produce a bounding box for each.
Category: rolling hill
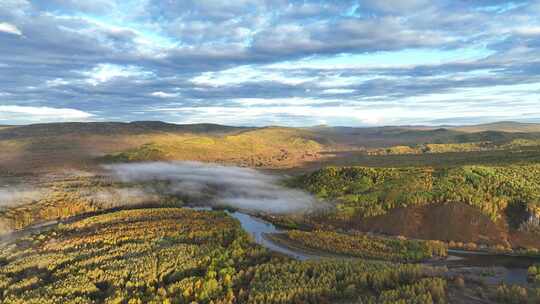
[2,121,540,303]
[292,164,540,250]
[1,121,540,174]
[451,121,540,133]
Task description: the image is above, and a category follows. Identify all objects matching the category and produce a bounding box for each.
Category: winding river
[10,205,540,285]
[228,211,315,260]
[211,208,540,285]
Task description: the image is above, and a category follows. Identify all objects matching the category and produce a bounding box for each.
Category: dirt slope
[354,203,509,246]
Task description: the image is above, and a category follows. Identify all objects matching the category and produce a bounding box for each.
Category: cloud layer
[104,161,319,214]
[1,1,539,126]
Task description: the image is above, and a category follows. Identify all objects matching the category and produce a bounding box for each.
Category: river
[206,207,540,285]
[9,205,540,285]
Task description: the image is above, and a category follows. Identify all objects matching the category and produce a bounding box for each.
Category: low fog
[103,161,319,214]
[90,188,160,209]
[0,187,43,210]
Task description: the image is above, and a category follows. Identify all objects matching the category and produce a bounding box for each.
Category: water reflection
[227,211,314,260]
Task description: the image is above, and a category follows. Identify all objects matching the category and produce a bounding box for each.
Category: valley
[2,121,540,303]
[5,0,540,302]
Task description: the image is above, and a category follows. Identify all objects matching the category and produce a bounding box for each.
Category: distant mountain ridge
[1,120,539,138]
[1,120,539,174]
[450,121,540,133]
[309,121,540,132]
[0,121,249,140]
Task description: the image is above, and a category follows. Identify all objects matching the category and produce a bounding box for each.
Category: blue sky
[0,0,539,126]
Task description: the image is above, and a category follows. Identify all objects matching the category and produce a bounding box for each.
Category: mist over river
[104,161,322,214]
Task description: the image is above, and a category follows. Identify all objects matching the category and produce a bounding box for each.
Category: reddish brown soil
[353,203,510,246]
[509,230,540,249]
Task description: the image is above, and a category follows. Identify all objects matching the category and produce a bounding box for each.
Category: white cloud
[151,105,386,126]
[0,22,22,36]
[513,26,540,36]
[322,88,356,94]
[191,65,316,87]
[233,97,330,106]
[151,91,179,98]
[82,64,154,86]
[189,62,384,92]
[0,105,94,123]
[45,78,70,87]
[361,0,431,13]
[149,81,540,127]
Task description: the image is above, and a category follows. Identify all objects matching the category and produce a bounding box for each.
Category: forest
[2,122,540,303]
[293,165,540,223]
[366,139,540,156]
[4,0,540,297]
[273,230,447,262]
[0,208,452,304]
[0,174,185,234]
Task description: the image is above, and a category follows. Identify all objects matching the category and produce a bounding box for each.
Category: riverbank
[222,208,540,286]
[4,204,540,287]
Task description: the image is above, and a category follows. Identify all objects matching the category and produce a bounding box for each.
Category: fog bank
[103,162,319,214]
[0,187,43,209]
[90,188,159,209]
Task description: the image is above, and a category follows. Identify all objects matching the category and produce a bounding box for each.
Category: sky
[0,0,539,126]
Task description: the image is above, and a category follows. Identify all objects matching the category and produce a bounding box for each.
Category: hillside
[292,165,540,249]
[1,121,540,174]
[2,122,540,303]
[0,121,247,140]
[0,124,324,173]
[101,127,325,168]
[451,122,540,133]
[306,126,463,148]
[309,125,540,148]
